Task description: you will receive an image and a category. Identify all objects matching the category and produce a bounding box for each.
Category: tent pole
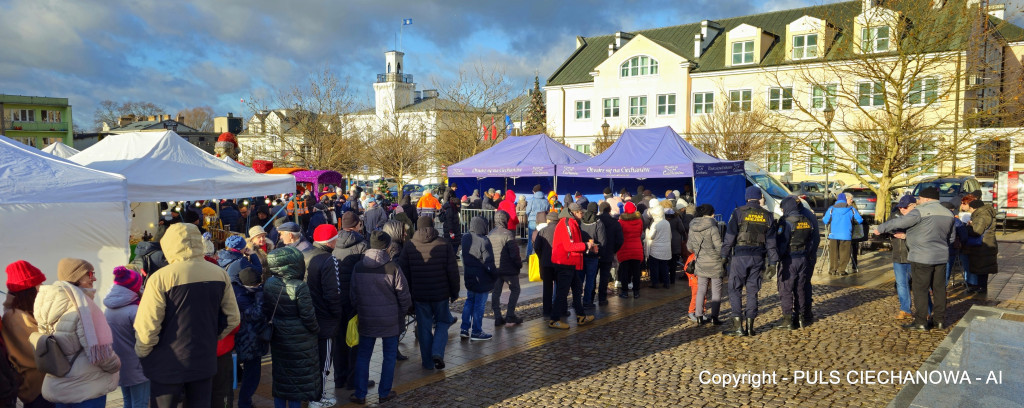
[554,175,558,194]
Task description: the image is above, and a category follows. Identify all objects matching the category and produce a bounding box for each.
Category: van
[744,162,796,218]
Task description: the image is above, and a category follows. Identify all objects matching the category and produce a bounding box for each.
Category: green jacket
[263,247,321,401]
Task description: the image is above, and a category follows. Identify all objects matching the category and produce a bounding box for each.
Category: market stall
[40,141,80,158]
[294,170,344,200]
[446,133,595,197]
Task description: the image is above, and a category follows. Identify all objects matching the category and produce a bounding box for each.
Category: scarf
[56,281,115,365]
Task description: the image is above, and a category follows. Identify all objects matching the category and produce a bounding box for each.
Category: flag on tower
[403,18,413,25]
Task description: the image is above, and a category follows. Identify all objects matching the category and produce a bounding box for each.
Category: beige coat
[1,300,45,402]
[32,282,120,403]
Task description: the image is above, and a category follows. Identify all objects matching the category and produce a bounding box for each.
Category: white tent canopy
[223,155,255,173]
[70,130,295,202]
[40,141,80,158]
[1,135,130,302]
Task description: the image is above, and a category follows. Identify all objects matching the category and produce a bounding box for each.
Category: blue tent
[447,134,596,198]
[556,126,745,218]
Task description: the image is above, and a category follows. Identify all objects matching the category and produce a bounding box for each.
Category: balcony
[376,73,414,84]
[3,121,69,132]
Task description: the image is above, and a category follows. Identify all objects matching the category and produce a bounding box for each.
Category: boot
[745,318,756,336]
[724,317,746,336]
[710,316,723,326]
[775,314,797,331]
[799,313,813,328]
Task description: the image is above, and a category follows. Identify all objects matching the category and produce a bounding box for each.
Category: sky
[2,0,1022,130]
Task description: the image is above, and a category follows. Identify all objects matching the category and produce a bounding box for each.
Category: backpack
[0,317,23,405]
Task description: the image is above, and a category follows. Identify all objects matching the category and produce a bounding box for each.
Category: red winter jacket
[496,190,519,231]
[617,210,645,262]
[551,217,586,269]
[217,326,240,357]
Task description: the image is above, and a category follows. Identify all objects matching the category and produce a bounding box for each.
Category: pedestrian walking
[687,204,724,325]
[489,210,525,325]
[823,193,863,276]
[460,216,497,340]
[721,187,779,336]
[775,196,816,330]
[398,216,460,369]
[874,187,955,331]
[103,267,149,407]
[349,231,412,404]
[2,261,53,407]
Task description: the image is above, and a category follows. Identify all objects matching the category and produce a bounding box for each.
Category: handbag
[261,283,285,343]
[33,285,82,377]
[528,253,541,282]
[346,315,359,347]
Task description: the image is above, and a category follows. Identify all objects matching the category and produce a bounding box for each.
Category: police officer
[776,196,817,330]
[796,196,821,327]
[721,186,779,336]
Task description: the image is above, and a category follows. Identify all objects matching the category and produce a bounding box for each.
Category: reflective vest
[736,206,772,247]
[785,214,814,256]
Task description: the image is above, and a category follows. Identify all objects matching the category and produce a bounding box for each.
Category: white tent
[0,135,130,303]
[40,141,80,158]
[223,155,256,173]
[70,131,295,202]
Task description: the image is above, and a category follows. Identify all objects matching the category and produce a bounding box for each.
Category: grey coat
[103,285,147,387]
[687,216,724,278]
[350,249,413,338]
[488,211,522,276]
[876,200,954,265]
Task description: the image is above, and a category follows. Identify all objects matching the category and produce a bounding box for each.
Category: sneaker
[688,312,699,322]
[548,320,570,329]
[577,315,595,325]
[459,330,470,338]
[309,397,337,408]
[470,332,492,341]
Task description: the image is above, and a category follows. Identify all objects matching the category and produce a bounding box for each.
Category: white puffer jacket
[32,281,120,403]
[645,199,673,261]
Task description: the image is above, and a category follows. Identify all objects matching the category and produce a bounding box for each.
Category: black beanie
[969,200,984,209]
[369,230,391,250]
[919,187,940,200]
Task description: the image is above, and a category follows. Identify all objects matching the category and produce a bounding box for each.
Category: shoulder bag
[33,285,82,377]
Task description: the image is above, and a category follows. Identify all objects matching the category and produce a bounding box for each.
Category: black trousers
[618,260,642,294]
[551,265,584,321]
[152,377,213,408]
[335,306,358,388]
[668,255,680,284]
[211,352,234,408]
[911,262,946,325]
[541,266,555,317]
[597,260,613,302]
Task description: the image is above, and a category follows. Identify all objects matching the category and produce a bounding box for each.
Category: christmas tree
[524,76,546,135]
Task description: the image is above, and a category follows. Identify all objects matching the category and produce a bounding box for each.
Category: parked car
[977,177,995,203]
[402,184,424,201]
[744,162,798,218]
[911,176,981,203]
[844,186,878,222]
[785,181,835,211]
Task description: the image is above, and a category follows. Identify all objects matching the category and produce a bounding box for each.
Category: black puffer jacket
[398,224,460,302]
[332,230,368,309]
[598,212,623,263]
[665,211,687,256]
[351,249,413,338]
[263,247,320,402]
[488,210,523,276]
[304,243,343,338]
[441,201,462,245]
[399,195,418,226]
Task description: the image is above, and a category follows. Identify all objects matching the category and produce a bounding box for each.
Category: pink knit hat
[113,266,143,293]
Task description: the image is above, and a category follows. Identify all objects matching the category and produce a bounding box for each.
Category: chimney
[227,112,234,118]
[422,89,439,99]
[862,0,879,11]
[176,114,185,123]
[694,20,722,58]
[118,115,135,127]
[576,36,586,49]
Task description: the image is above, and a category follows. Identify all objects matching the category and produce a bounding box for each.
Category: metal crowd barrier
[457,208,530,241]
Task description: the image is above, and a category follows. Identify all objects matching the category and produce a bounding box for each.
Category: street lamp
[601,120,610,137]
[822,101,835,199]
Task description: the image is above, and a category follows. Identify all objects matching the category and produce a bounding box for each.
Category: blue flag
[505,115,512,135]
[403,18,412,25]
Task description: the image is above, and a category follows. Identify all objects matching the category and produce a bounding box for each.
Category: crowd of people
[0,180,1000,407]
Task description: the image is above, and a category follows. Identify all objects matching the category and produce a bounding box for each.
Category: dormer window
[620,56,659,78]
[732,41,754,65]
[792,34,818,59]
[861,26,890,53]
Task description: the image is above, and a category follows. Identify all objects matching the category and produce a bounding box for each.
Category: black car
[785,181,835,211]
[911,176,982,203]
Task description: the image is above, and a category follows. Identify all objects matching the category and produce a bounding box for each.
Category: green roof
[547,0,1024,86]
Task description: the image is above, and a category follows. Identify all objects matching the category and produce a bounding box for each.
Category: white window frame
[628,96,647,127]
[575,100,591,120]
[40,110,62,123]
[861,26,890,53]
[619,56,659,78]
[11,109,35,122]
[792,33,819,60]
[657,94,676,116]
[811,84,838,109]
[728,89,752,112]
[692,92,714,115]
[807,141,836,175]
[732,40,755,65]
[603,98,620,118]
[909,77,939,106]
[574,144,592,154]
[769,87,794,111]
[858,82,885,107]
[766,142,791,173]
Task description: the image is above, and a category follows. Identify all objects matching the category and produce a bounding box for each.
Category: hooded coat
[303,243,344,338]
[399,194,419,225]
[552,214,586,269]
[135,223,239,385]
[535,214,558,275]
[461,216,498,292]
[103,285,147,387]
[332,230,369,310]
[645,201,672,260]
[398,221,460,302]
[664,208,688,257]
[263,247,320,401]
[598,211,623,263]
[687,216,725,278]
[442,200,462,244]
[363,204,388,233]
[497,190,520,231]
[617,205,645,262]
[468,189,483,209]
[965,204,998,275]
[489,210,523,276]
[351,249,413,338]
[524,191,550,226]
[580,203,606,260]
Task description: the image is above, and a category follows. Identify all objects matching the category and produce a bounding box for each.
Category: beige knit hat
[57,258,94,283]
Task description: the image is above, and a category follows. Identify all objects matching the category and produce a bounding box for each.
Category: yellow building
[545,0,1024,187]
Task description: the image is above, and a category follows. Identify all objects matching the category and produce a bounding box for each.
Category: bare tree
[364,109,431,194]
[175,106,215,132]
[92,100,163,131]
[689,82,781,161]
[764,0,1023,221]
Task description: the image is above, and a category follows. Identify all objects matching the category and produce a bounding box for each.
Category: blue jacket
[823,204,863,241]
[220,206,241,231]
[523,192,550,227]
[305,210,328,242]
[951,217,968,255]
[217,248,263,275]
[232,279,268,362]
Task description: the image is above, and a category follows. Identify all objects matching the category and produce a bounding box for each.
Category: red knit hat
[313,224,338,243]
[113,266,143,293]
[6,260,46,292]
[624,202,637,214]
[216,132,238,148]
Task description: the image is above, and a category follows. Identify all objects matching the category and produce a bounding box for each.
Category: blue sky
[1,0,1021,130]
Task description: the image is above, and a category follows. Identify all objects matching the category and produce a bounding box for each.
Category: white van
[743,161,795,218]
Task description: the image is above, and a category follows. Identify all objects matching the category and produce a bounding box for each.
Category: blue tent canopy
[447,134,590,178]
[556,126,745,218]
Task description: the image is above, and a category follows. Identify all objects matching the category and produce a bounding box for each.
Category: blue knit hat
[226,235,247,250]
[745,186,762,201]
[836,193,847,203]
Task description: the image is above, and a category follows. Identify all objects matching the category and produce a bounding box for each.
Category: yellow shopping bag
[346,315,359,347]
[528,253,541,282]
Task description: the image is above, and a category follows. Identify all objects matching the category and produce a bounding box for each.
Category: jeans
[648,257,669,286]
[273,399,301,408]
[526,223,537,256]
[237,358,262,408]
[56,396,105,408]
[415,300,454,368]
[962,253,978,285]
[945,253,971,284]
[893,263,912,314]
[354,335,398,399]
[580,257,599,310]
[491,275,521,320]
[122,382,150,408]
[460,291,489,335]
[552,265,584,321]
[911,262,946,325]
